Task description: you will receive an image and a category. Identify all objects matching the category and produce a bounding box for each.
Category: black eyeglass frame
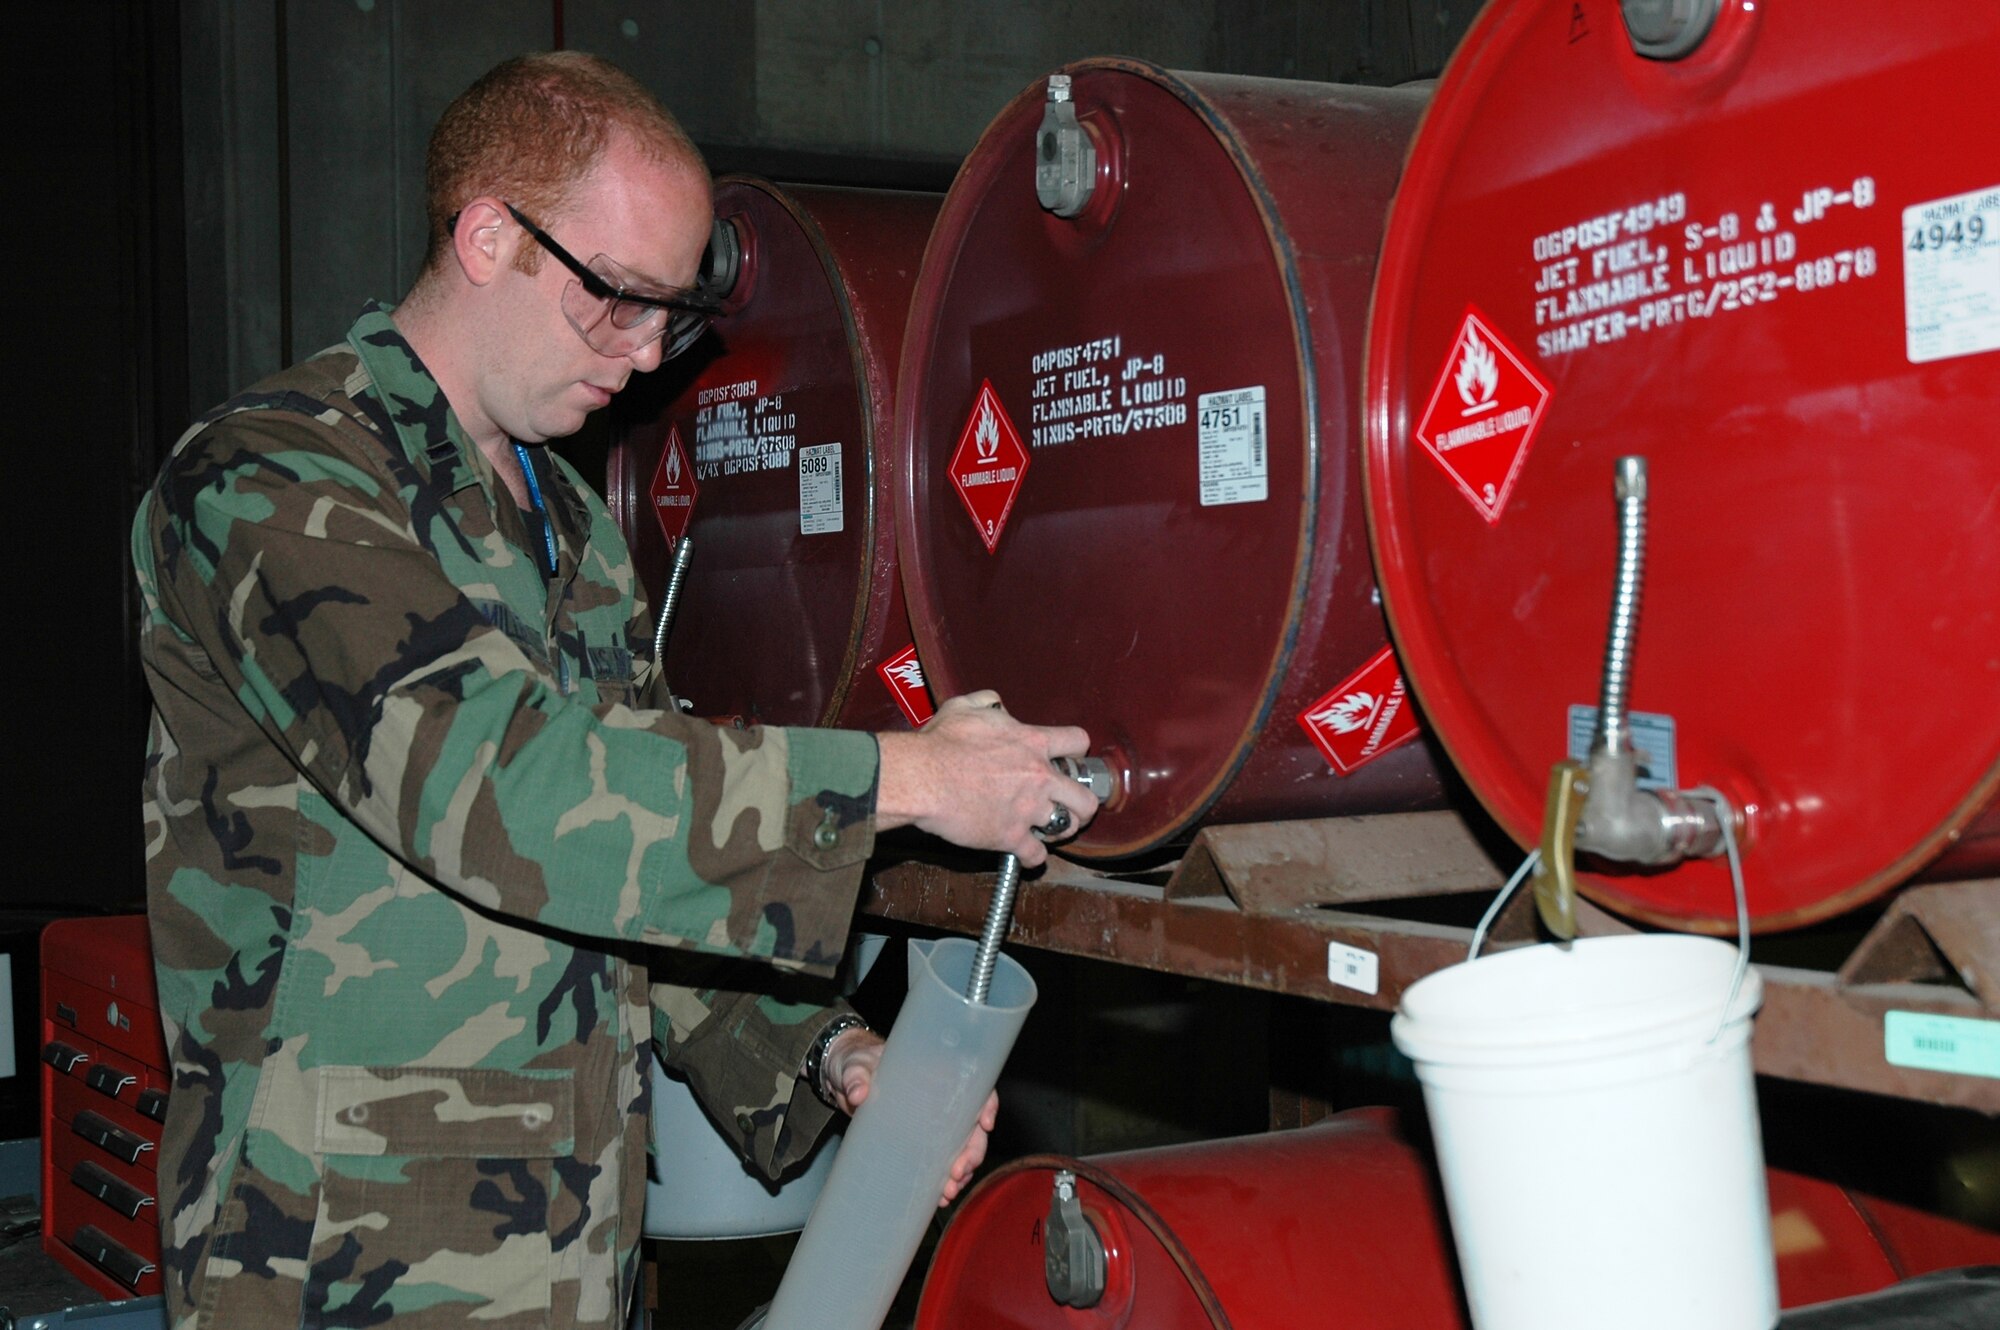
[501,203,722,325]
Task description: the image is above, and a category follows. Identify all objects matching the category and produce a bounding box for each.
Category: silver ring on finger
[1032,803,1073,841]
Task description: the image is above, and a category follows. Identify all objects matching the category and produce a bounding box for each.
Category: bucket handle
[1466,787,1753,1045]
[1467,848,1541,961]
[1686,785,1752,1043]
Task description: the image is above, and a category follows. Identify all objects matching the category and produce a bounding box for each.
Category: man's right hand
[873,691,1099,866]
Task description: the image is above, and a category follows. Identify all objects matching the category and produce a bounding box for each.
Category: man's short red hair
[424,51,707,276]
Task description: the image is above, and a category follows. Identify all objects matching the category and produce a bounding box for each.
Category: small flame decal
[1310,690,1379,736]
[1455,327,1499,411]
[974,401,1000,460]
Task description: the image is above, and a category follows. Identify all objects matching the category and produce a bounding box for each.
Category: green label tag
[1883,1011,2000,1079]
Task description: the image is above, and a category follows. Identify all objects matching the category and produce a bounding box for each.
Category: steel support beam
[860,813,1998,1112]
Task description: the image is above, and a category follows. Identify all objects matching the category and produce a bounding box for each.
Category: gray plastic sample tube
[762,936,1037,1330]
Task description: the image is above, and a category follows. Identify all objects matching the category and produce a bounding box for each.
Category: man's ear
[453,198,515,287]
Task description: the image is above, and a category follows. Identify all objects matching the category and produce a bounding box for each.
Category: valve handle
[968,749,1113,1003]
[1531,760,1588,942]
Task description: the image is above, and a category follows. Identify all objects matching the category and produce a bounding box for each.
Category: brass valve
[1531,760,1589,942]
[1530,456,1734,943]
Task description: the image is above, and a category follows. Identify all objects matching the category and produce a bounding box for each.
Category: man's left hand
[821,1027,997,1206]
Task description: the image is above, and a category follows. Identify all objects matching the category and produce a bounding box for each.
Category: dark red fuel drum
[915,1112,1465,1330]
[895,60,1442,859]
[1364,0,2000,929]
[608,179,939,731]
[914,1111,2000,1328]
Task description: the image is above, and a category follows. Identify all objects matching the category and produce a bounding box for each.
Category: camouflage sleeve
[144,410,877,975]
[651,980,848,1179]
[624,616,858,1180]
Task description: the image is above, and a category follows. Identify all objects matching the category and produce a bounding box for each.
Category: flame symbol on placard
[664,441,683,485]
[975,400,1000,461]
[1312,690,1378,736]
[1455,327,1499,412]
[885,657,927,690]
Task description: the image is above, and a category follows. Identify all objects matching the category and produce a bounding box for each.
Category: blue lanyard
[512,443,571,695]
[512,444,560,578]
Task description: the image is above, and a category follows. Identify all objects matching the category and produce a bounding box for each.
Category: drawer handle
[71,1160,154,1220]
[72,1110,154,1165]
[86,1063,139,1100]
[71,1223,157,1290]
[41,1040,90,1075]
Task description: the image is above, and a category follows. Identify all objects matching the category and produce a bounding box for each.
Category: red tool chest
[39,914,168,1299]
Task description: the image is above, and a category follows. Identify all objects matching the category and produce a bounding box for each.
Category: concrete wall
[181,0,1483,410]
[183,0,559,401]
[581,0,1475,157]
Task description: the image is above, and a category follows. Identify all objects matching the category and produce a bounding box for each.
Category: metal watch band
[803,1013,871,1105]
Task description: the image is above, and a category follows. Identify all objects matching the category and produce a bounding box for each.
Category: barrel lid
[914,1116,1464,1329]
[895,59,1319,857]
[916,1153,1219,1328]
[617,178,887,727]
[1365,0,2000,928]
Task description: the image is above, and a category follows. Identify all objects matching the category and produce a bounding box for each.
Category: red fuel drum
[608,180,939,731]
[896,60,1442,859]
[917,1112,1465,1330]
[1364,1,2000,928]
[914,1112,2000,1328]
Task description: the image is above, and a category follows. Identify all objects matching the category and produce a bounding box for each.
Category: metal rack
[861,810,1998,1113]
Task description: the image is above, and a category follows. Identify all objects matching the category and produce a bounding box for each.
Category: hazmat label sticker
[1298,646,1422,776]
[1327,942,1379,997]
[948,379,1031,553]
[1566,705,1679,790]
[1198,386,1268,506]
[1884,1011,1999,1079]
[876,644,935,728]
[1904,184,2000,363]
[798,441,844,535]
[1414,308,1551,523]
[649,424,698,543]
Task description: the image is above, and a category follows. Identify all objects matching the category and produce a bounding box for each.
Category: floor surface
[0,1190,104,1321]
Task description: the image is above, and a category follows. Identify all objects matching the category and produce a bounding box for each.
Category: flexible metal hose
[1593,457,1647,758]
[652,536,696,663]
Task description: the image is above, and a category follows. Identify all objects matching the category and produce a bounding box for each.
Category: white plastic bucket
[1390,935,1773,1330]
[642,1059,843,1239]
[643,933,888,1239]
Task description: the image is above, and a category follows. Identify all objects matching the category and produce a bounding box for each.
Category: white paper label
[1567,705,1679,790]
[1884,1011,1999,1079]
[797,441,843,535]
[1904,184,2000,364]
[1327,942,1379,996]
[1198,386,1267,506]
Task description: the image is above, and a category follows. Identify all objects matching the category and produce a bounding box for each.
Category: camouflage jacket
[132,303,879,1329]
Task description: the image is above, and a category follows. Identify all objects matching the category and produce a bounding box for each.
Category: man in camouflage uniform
[132,52,1096,1329]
